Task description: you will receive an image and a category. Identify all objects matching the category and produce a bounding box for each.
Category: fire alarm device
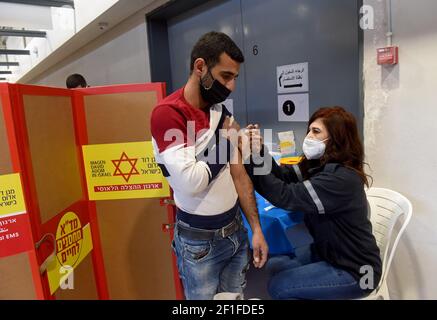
[377,46,399,65]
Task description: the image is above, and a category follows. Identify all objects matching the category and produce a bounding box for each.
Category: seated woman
[246,106,382,300]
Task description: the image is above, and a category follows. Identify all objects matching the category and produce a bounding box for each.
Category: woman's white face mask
[302,137,329,160]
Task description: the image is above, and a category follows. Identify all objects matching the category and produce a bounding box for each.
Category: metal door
[167,0,248,124]
[241,0,361,151]
[163,0,362,151]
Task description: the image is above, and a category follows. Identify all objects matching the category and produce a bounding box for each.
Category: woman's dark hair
[190,31,244,72]
[299,106,371,187]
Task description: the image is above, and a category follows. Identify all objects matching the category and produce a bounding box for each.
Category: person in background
[66,73,88,88]
[150,31,268,300]
[246,106,382,299]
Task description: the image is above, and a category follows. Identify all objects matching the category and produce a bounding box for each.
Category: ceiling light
[98,22,109,31]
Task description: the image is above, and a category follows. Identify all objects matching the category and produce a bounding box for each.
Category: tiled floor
[244,262,272,299]
[243,224,314,300]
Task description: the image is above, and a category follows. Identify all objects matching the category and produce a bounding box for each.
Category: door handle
[35,233,56,275]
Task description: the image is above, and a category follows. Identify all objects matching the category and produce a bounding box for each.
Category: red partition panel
[9,84,108,299]
[74,83,183,299]
[1,82,182,300]
[0,83,43,299]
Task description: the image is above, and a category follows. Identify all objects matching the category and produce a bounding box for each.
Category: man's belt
[176,217,240,240]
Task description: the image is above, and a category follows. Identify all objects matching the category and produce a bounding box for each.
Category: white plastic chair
[361,187,412,300]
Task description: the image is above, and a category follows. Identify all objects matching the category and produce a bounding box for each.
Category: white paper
[277,62,309,94]
[278,130,296,156]
[278,93,309,122]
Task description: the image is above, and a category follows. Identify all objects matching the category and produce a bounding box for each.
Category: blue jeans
[172,217,250,300]
[267,245,367,300]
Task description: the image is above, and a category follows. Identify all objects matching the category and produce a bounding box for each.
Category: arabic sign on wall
[276,62,309,94]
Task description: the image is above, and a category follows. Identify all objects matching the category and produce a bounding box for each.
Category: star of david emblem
[112,152,140,182]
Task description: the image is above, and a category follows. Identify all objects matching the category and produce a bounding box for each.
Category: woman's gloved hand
[246,124,263,155]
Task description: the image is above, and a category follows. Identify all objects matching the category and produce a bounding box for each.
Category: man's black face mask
[199,70,231,105]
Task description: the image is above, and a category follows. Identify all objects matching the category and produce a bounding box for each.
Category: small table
[242,192,305,255]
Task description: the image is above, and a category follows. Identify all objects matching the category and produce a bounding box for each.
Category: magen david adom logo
[56,212,83,267]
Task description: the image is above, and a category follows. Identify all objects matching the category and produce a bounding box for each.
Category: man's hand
[251,229,269,268]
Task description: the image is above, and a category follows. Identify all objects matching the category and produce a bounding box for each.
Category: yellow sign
[82,141,170,200]
[47,211,93,295]
[0,173,26,217]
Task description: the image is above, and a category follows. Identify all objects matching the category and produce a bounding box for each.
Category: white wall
[30,12,149,86]
[30,0,169,87]
[364,0,437,299]
[74,0,120,31]
[0,2,53,29]
[5,7,75,83]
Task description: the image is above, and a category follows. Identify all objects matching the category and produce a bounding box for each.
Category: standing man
[151,31,268,300]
